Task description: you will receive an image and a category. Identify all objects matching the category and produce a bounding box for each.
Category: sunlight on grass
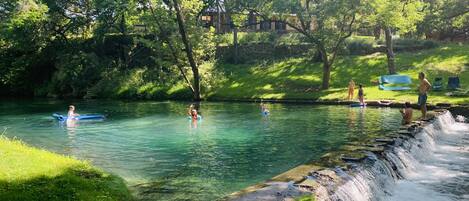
[210,43,469,104]
[0,136,132,201]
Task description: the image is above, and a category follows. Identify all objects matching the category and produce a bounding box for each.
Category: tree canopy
[0,0,466,99]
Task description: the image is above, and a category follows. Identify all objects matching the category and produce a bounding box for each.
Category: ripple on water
[0,100,406,201]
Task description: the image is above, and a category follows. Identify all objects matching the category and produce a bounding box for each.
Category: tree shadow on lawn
[0,166,132,201]
[211,45,468,100]
[211,56,388,99]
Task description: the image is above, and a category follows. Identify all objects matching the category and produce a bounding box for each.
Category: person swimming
[188,104,199,121]
[67,105,79,119]
[260,101,270,115]
[400,102,413,125]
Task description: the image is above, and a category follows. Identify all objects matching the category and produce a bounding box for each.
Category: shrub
[422,40,439,49]
[275,33,308,45]
[239,32,278,44]
[345,37,376,55]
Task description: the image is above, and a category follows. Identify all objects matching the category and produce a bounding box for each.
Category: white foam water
[332,112,469,201]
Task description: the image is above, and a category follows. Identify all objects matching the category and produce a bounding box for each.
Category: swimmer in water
[400,102,413,125]
[260,101,269,115]
[188,104,198,120]
[67,105,79,119]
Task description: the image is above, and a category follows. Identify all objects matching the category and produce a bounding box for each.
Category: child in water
[188,104,198,120]
[400,102,413,125]
[260,101,269,115]
[67,105,79,119]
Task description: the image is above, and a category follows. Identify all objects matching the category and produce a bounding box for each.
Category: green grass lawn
[207,43,469,105]
[0,136,132,201]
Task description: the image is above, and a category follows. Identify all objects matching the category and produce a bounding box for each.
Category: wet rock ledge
[225,109,448,201]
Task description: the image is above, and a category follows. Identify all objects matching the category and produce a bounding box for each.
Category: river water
[0,99,407,200]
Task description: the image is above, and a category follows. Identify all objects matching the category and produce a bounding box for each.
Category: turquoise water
[0,100,403,200]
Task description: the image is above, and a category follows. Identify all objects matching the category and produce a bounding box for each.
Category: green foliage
[417,0,469,40]
[0,0,465,100]
[345,37,376,55]
[376,38,439,50]
[0,136,132,201]
[216,32,309,46]
[51,51,102,97]
[238,32,277,44]
[367,0,425,33]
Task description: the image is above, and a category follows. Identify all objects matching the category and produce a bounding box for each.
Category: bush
[216,32,309,46]
[377,38,439,51]
[239,32,278,44]
[344,36,377,55]
[275,33,308,45]
[422,40,439,49]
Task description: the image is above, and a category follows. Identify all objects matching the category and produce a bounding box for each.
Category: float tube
[187,115,202,120]
[53,113,105,121]
[350,103,366,108]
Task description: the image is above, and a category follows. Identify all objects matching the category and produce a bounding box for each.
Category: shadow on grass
[208,44,468,102]
[0,166,132,201]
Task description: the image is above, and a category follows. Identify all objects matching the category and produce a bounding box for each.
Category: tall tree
[418,0,469,41]
[366,0,425,74]
[232,0,360,89]
[141,0,215,101]
[171,0,201,100]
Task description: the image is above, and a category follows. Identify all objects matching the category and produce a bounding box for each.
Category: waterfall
[330,112,468,201]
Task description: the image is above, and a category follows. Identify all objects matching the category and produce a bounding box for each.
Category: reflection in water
[66,119,78,138]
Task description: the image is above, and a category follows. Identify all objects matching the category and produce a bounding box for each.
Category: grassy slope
[0,136,132,201]
[208,43,469,104]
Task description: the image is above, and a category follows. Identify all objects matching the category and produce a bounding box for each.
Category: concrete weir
[225,109,458,201]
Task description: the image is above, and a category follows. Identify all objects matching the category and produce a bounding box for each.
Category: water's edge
[226,109,459,201]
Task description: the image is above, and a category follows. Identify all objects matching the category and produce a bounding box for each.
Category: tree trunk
[373,26,381,40]
[320,49,331,89]
[233,27,238,64]
[384,27,396,74]
[216,0,221,34]
[172,0,201,101]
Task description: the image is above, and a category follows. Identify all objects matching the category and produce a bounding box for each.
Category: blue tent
[379,75,412,91]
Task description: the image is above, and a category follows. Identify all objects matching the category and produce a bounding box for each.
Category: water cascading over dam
[332,112,468,201]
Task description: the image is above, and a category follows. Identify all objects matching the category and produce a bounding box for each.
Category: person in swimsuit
[400,102,413,125]
[418,72,431,119]
[358,84,365,105]
[348,79,355,100]
[67,105,79,119]
[188,104,199,121]
[191,108,198,121]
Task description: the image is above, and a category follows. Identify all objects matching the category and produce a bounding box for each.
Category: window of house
[260,20,271,31]
[275,21,286,31]
[201,15,212,22]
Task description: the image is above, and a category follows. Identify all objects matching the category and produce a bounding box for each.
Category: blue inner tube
[350,103,366,108]
[262,111,270,116]
[53,113,105,121]
[187,115,202,120]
